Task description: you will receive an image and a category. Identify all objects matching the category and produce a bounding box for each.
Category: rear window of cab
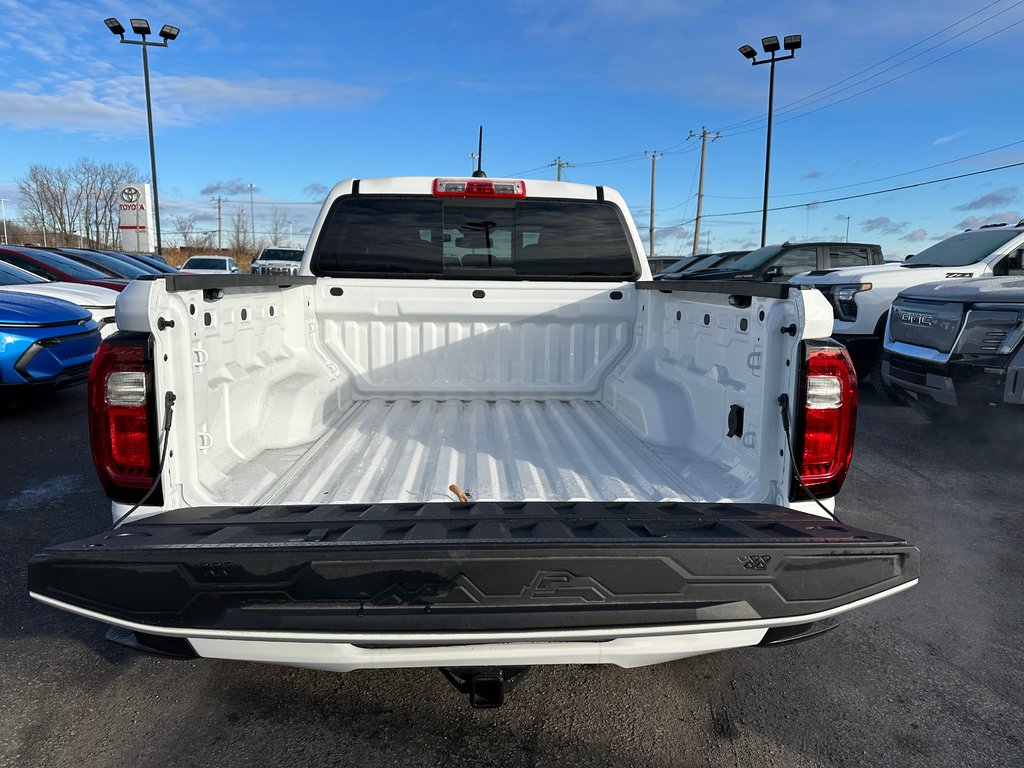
[311,196,639,281]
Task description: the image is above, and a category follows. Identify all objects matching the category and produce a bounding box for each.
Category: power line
[693,159,1024,221]
[705,137,1024,200]
[720,1,1024,135]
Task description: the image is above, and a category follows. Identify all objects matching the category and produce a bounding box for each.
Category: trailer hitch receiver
[439,666,532,708]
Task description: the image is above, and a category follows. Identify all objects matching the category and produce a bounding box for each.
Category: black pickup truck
[882,276,1024,417]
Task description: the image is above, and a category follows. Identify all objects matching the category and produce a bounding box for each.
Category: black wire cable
[778,394,842,523]
[111,392,176,529]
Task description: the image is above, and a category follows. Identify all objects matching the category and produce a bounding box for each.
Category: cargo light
[795,342,858,499]
[88,336,159,503]
[432,178,526,199]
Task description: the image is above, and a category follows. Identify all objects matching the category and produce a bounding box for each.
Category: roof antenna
[472,125,486,177]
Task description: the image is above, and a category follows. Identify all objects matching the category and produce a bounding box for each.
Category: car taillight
[432,178,527,198]
[794,341,858,499]
[88,333,159,503]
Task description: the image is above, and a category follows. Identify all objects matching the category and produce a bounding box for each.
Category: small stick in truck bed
[449,483,470,502]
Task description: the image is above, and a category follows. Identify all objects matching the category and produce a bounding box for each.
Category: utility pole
[645,151,662,259]
[551,156,573,181]
[688,128,720,256]
[468,153,478,175]
[212,196,223,250]
[248,183,256,253]
[0,198,8,245]
[845,216,851,243]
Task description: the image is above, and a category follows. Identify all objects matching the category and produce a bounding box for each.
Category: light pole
[248,183,256,253]
[104,18,179,257]
[0,198,8,245]
[738,34,801,247]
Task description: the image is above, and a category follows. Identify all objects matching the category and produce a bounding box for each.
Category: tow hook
[439,666,532,708]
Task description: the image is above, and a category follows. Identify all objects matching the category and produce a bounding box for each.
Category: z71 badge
[945,272,973,278]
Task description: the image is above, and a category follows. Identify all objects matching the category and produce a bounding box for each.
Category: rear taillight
[88,333,159,503]
[432,178,527,198]
[794,341,858,499]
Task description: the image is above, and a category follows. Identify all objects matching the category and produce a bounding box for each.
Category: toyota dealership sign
[118,183,156,253]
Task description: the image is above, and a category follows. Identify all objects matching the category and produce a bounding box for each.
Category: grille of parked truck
[882,276,1024,418]
[28,176,918,708]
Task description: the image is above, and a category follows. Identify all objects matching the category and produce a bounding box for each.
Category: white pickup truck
[29,176,917,707]
[791,223,1024,386]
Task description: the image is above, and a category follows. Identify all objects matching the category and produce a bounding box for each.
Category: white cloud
[932,129,970,146]
[0,75,379,134]
[860,216,908,235]
[953,187,1018,211]
[955,211,1021,229]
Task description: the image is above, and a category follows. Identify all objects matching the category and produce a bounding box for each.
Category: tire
[908,397,984,426]
[870,351,904,403]
[908,396,951,422]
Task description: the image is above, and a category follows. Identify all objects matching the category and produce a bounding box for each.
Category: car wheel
[908,397,985,425]
[870,352,904,403]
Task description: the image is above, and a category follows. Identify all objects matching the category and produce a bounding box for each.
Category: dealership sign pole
[118,184,156,253]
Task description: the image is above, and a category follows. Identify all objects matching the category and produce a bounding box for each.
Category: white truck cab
[791,223,1024,384]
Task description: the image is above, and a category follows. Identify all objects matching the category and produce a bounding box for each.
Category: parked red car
[0,246,129,292]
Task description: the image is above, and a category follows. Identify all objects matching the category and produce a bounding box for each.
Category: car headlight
[954,309,1024,355]
[828,283,872,322]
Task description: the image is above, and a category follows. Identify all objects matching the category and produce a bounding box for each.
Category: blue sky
[2,0,1023,259]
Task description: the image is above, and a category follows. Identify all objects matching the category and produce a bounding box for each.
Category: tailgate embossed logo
[738,555,772,570]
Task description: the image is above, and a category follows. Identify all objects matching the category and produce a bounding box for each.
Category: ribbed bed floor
[245,398,738,506]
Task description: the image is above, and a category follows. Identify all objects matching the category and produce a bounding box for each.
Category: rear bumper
[29,501,918,652]
[32,584,912,671]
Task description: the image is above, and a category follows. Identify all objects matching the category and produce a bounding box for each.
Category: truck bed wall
[137,279,808,510]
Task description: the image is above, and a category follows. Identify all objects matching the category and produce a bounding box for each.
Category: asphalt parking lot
[2,386,1022,768]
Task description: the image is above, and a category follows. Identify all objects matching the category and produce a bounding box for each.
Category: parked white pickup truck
[791,223,1024,386]
[29,176,917,707]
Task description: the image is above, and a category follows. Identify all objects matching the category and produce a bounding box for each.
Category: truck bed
[237,397,741,507]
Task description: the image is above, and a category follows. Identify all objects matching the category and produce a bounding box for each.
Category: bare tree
[17,158,143,248]
[267,206,290,245]
[174,214,214,249]
[228,206,250,254]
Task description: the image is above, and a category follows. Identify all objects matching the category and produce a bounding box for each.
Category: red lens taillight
[88,335,158,503]
[795,343,858,498]
[432,178,527,198]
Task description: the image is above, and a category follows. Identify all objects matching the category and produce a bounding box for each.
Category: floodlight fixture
[737,33,803,247]
[104,17,180,256]
[103,17,125,36]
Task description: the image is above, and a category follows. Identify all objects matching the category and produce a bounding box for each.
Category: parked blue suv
[0,293,101,389]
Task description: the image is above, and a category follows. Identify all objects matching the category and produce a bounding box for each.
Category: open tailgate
[29,502,918,635]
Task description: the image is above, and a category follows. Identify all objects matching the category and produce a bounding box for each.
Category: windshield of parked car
[312,196,637,280]
[712,245,785,272]
[5,248,114,281]
[60,249,152,278]
[902,230,1021,267]
[0,260,48,285]
[183,257,227,270]
[259,248,303,262]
